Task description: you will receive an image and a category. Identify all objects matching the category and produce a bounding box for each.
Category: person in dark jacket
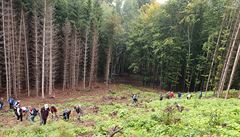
[14,106,23,121]
[74,105,83,121]
[63,109,71,121]
[0,98,3,110]
[40,104,50,125]
[178,92,182,99]
[29,106,39,123]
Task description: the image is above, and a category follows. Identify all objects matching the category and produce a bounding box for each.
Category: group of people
[131,91,203,105]
[160,91,203,101]
[0,97,83,125]
[1,91,203,125]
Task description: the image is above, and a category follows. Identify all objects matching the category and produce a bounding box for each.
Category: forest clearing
[0,84,240,137]
[0,0,240,136]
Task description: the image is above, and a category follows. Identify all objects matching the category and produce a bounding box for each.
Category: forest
[0,0,239,98]
[0,0,240,136]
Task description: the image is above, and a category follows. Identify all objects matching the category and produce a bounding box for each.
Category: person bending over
[29,106,39,123]
[178,92,182,99]
[187,93,192,100]
[50,106,58,120]
[63,109,71,121]
[160,94,164,101]
[74,105,83,121]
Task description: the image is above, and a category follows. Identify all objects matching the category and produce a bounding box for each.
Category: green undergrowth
[1,84,240,137]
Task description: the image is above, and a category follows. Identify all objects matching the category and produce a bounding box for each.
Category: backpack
[31,108,38,116]
[8,98,14,104]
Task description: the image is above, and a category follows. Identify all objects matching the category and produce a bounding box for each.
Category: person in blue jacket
[63,109,71,121]
[8,97,15,109]
[178,92,182,99]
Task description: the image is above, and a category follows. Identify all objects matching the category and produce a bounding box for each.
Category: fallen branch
[109,126,123,137]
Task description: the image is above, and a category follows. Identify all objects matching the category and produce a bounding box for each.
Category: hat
[44,104,49,109]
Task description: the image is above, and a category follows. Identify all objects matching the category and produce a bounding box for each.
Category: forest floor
[0,84,240,137]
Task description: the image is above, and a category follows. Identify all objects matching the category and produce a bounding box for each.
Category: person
[160,94,164,101]
[178,92,182,99]
[29,106,39,123]
[50,106,58,120]
[187,93,192,100]
[63,109,71,121]
[174,102,184,112]
[14,105,23,121]
[0,98,3,110]
[40,104,50,125]
[169,91,175,98]
[8,97,15,109]
[13,100,20,109]
[132,94,138,105]
[165,92,170,99]
[21,106,29,113]
[74,105,83,121]
[21,106,29,119]
[199,91,203,99]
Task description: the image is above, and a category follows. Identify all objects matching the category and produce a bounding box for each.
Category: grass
[0,84,240,137]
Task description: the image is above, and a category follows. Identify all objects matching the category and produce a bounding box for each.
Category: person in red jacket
[168,91,175,98]
[50,106,58,120]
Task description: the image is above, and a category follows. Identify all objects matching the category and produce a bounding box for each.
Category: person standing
[14,106,23,121]
[199,91,203,99]
[40,104,50,125]
[0,98,4,110]
[8,97,15,109]
[132,94,138,105]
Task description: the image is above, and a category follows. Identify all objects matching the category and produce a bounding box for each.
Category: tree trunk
[105,39,113,86]
[10,0,17,98]
[89,26,99,89]
[218,22,240,97]
[63,22,71,91]
[2,0,9,99]
[22,9,30,97]
[33,6,39,97]
[225,42,240,99]
[83,29,88,90]
[205,13,226,95]
[42,0,46,99]
[71,29,77,90]
[49,6,53,96]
